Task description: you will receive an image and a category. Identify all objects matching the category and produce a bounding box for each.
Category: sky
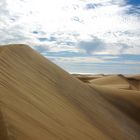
[0,0,140,74]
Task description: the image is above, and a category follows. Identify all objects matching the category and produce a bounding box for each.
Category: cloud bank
[0,0,140,73]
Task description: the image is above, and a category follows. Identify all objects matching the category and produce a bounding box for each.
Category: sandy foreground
[0,44,140,140]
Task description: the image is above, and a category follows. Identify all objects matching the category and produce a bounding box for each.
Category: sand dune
[89,75,131,90]
[91,85,140,125]
[127,79,140,91]
[0,44,140,140]
[126,74,140,80]
[73,74,104,83]
[126,75,140,90]
[75,74,140,119]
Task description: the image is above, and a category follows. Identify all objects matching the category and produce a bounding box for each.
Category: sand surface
[0,44,140,140]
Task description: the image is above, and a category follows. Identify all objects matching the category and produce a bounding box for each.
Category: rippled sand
[0,44,140,140]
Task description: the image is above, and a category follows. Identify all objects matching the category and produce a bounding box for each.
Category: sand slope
[126,74,140,80]
[88,74,140,91]
[92,85,140,127]
[126,75,140,90]
[89,75,130,89]
[0,44,140,140]
[73,74,104,83]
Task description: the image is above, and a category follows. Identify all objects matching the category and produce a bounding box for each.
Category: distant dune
[0,44,140,140]
[89,75,131,90]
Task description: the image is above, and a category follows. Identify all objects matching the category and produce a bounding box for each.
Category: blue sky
[128,0,140,5]
[0,0,140,74]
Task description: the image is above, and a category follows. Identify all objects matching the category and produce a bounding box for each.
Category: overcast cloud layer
[0,0,140,74]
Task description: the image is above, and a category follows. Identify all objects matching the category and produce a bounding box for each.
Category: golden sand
[0,44,140,140]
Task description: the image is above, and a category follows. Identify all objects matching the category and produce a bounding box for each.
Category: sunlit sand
[0,44,140,140]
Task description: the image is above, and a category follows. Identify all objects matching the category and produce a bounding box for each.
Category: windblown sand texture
[0,44,140,140]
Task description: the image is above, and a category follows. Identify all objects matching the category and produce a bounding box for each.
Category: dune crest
[0,44,140,140]
[89,75,130,89]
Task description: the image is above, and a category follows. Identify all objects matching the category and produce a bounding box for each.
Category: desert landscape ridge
[0,44,140,140]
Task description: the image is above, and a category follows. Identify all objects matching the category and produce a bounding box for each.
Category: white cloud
[46,55,120,64]
[0,0,140,55]
[120,61,140,65]
[48,56,105,63]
